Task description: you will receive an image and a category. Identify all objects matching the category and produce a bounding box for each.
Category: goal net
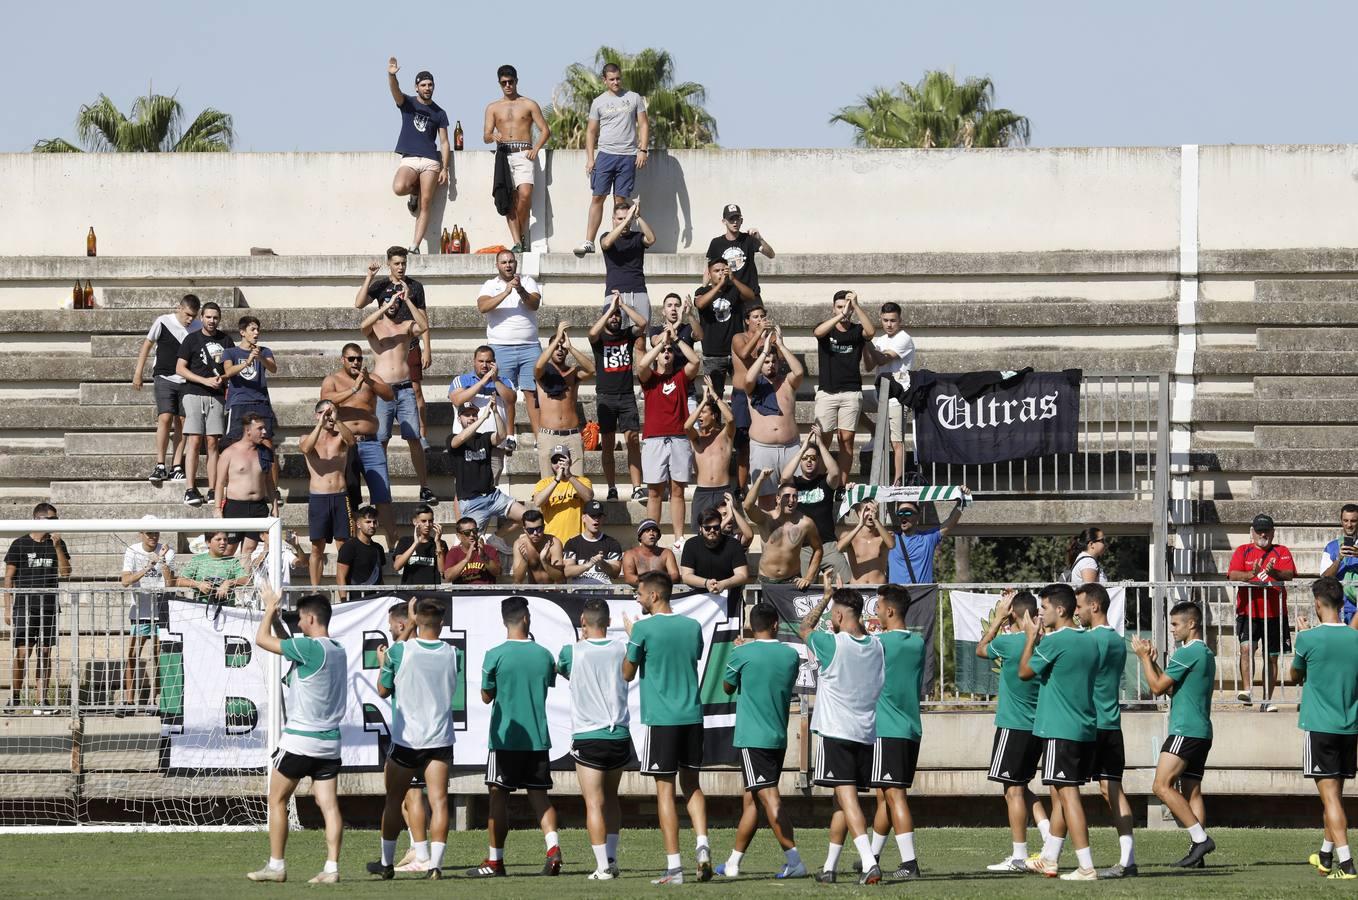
[0,516,284,832]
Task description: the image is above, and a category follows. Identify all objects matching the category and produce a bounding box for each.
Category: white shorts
[399,156,442,174]
[507,150,535,187]
[642,435,692,485]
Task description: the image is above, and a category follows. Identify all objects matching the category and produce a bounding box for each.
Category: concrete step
[1194,350,1358,376]
[100,287,242,309]
[1254,279,1358,304]
[1194,397,1356,424]
[1252,477,1358,501]
[1192,448,1358,475]
[1200,299,1358,325]
[1254,426,1358,449]
[1252,376,1358,399]
[1195,499,1358,527]
[1255,328,1355,352]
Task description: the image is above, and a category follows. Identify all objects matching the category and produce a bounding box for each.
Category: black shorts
[870,737,920,789]
[486,749,553,790]
[1235,615,1291,656]
[572,737,634,771]
[814,735,874,789]
[222,498,270,544]
[1161,735,1212,781]
[273,749,340,782]
[739,746,783,791]
[1091,728,1126,782]
[641,723,704,776]
[1041,737,1095,786]
[153,377,186,417]
[988,727,1044,785]
[597,391,640,434]
[308,491,352,544]
[387,743,454,773]
[690,486,729,535]
[223,402,278,445]
[1304,731,1358,780]
[12,600,57,648]
[733,427,750,451]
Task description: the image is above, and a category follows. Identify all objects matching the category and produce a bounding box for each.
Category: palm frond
[829,70,1029,149]
[32,137,83,153]
[173,108,234,152]
[74,95,127,152]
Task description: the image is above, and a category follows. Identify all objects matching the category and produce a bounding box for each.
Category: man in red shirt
[635,323,702,548]
[1227,513,1295,711]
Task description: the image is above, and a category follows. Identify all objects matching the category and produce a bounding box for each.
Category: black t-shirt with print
[5,534,67,601]
[794,473,836,543]
[591,327,640,395]
[817,323,865,394]
[449,431,495,500]
[694,283,745,357]
[393,537,444,585]
[177,329,236,397]
[706,233,762,295]
[365,277,427,323]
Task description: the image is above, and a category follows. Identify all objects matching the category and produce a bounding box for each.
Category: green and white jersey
[178,552,245,605]
[1029,626,1098,743]
[380,638,458,750]
[626,613,703,726]
[808,630,884,745]
[1165,639,1214,740]
[724,639,799,750]
[1294,624,1358,735]
[1088,625,1125,730]
[875,629,925,741]
[482,639,556,751]
[559,638,630,741]
[278,636,348,759]
[986,632,1039,731]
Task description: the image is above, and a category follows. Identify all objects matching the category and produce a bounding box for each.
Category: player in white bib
[248,589,348,884]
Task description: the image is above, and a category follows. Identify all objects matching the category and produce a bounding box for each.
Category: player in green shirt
[1291,576,1358,880]
[1132,600,1217,871]
[470,596,561,878]
[716,601,804,880]
[177,531,250,605]
[622,570,712,885]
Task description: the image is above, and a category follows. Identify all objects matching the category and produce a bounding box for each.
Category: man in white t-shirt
[863,302,916,484]
[120,517,176,708]
[476,250,544,437]
[575,62,650,257]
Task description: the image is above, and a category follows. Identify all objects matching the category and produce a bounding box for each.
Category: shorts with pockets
[642,435,693,485]
[399,156,442,174]
[458,489,515,528]
[870,736,920,789]
[12,599,57,648]
[506,148,535,187]
[597,390,641,434]
[814,389,863,433]
[1091,728,1126,781]
[183,393,226,436]
[988,727,1044,785]
[572,738,634,771]
[486,749,553,790]
[1235,614,1290,657]
[273,749,340,782]
[814,734,874,790]
[749,439,801,496]
[222,498,269,545]
[591,151,636,197]
[1041,737,1094,786]
[377,382,426,446]
[1303,730,1358,780]
[387,742,455,773]
[308,491,352,544]
[153,377,185,417]
[739,746,783,791]
[489,342,541,393]
[352,438,393,505]
[641,723,704,775]
[1161,735,1211,780]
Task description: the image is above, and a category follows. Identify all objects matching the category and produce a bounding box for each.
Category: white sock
[1339,845,1353,863]
[1119,834,1134,866]
[824,842,843,872]
[1037,818,1052,841]
[606,833,620,860]
[870,830,888,857]
[896,832,916,863]
[1075,846,1093,871]
[1044,836,1065,861]
[1187,823,1207,843]
[666,852,682,871]
[414,839,430,863]
[489,846,503,862]
[323,860,338,874]
[1013,841,1028,860]
[545,830,560,850]
[853,833,876,870]
[267,857,285,872]
[1322,840,1335,854]
[430,841,446,869]
[380,839,397,866]
[724,849,743,874]
[696,834,710,851]
[785,847,802,866]
[592,844,609,870]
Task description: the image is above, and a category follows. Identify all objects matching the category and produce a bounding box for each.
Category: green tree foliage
[830,70,1030,149]
[34,92,234,153]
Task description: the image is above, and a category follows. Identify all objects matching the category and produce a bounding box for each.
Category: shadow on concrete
[635,151,692,252]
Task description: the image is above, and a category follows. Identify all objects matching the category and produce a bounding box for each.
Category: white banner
[949,587,1127,641]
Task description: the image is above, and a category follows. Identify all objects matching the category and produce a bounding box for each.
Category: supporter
[357,248,432,445]
[729,303,771,497]
[386,58,450,253]
[336,506,387,598]
[320,344,398,547]
[361,281,435,505]
[887,492,970,584]
[721,492,756,549]
[448,402,527,528]
[443,517,503,585]
[220,316,279,490]
[693,258,755,395]
[5,503,70,709]
[1067,527,1107,584]
[531,446,594,545]
[1227,513,1295,712]
[120,517,175,708]
[533,322,595,478]
[589,292,648,500]
[813,291,874,476]
[646,292,702,353]
[744,474,821,588]
[780,424,847,579]
[680,508,751,604]
[215,413,277,559]
[477,250,544,437]
[175,301,235,508]
[740,327,805,509]
[637,324,702,546]
[483,64,550,251]
[301,400,355,587]
[839,501,895,584]
[597,200,655,323]
[448,346,518,478]
[685,380,735,533]
[178,530,249,606]
[622,519,680,586]
[575,63,649,258]
[248,529,306,590]
[706,204,775,297]
[564,501,623,585]
[132,293,199,485]
[511,509,566,584]
[393,506,447,587]
[1319,503,1358,623]
[862,302,915,484]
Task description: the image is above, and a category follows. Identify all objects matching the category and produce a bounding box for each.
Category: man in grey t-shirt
[575,62,650,257]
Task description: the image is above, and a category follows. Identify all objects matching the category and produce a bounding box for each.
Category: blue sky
[5,0,1355,152]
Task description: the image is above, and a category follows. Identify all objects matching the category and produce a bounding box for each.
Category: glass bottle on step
[454,120,464,152]
[86,226,97,257]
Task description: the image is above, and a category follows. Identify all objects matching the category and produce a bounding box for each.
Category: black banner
[906,368,1082,465]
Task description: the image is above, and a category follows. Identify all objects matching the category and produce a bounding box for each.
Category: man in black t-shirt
[705,203,775,297]
[447,403,527,528]
[564,501,624,585]
[694,258,756,396]
[812,290,875,476]
[356,247,432,445]
[600,199,656,323]
[131,294,200,485]
[175,302,235,509]
[589,293,648,501]
[679,508,752,604]
[392,505,448,586]
[387,57,450,253]
[337,505,386,599]
[5,503,70,708]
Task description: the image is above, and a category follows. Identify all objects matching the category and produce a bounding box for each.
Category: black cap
[583,500,605,518]
[415,70,435,84]
[723,203,742,221]
[549,444,570,463]
[1251,513,1275,532]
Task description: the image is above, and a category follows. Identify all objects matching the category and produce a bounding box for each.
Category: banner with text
[909,369,1082,465]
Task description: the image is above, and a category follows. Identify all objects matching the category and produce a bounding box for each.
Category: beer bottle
[86,226,97,257]
[441,228,450,254]
[454,120,464,152]
[83,280,94,309]
[460,225,470,253]
[451,225,462,254]
[72,281,83,310]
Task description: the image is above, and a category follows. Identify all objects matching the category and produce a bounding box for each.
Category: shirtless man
[319,344,398,547]
[484,64,550,251]
[361,286,435,505]
[511,509,565,584]
[300,399,356,587]
[740,327,805,510]
[730,302,771,497]
[532,322,595,478]
[685,378,735,534]
[744,473,821,588]
[838,501,895,585]
[215,414,277,560]
[622,518,681,587]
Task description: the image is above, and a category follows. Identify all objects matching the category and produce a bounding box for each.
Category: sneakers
[857,864,882,885]
[395,858,430,873]
[408,246,420,254]
[205,488,215,505]
[714,863,737,877]
[1236,690,1252,704]
[246,866,286,882]
[1098,863,1137,878]
[425,867,443,880]
[1060,867,1098,881]
[891,860,921,880]
[307,871,338,884]
[606,486,619,501]
[1026,856,1059,877]
[574,241,595,257]
[986,857,1028,872]
[169,464,186,482]
[776,861,807,879]
[587,869,614,880]
[466,859,506,877]
[542,845,562,876]
[1172,837,1216,868]
[651,867,684,885]
[366,861,394,880]
[813,870,836,884]
[510,244,523,253]
[502,436,518,453]
[418,486,439,505]
[395,848,417,868]
[149,463,168,484]
[183,488,204,508]
[696,846,713,882]
[631,486,647,501]
[1310,851,1334,874]
[1328,861,1357,879]
[606,859,620,878]
[1260,703,1279,713]
[407,192,419,215]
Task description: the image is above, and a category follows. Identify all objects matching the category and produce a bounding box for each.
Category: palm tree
[546,47,718,150]
[34,92,234,153]
[830,71,1030,149]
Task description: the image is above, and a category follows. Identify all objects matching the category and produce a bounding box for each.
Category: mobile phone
[1343,535,1356,549]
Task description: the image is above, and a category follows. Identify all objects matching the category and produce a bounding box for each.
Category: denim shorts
[353,438,392,504]
[376,382,426,446]
[490,342,542,392]
[459,489,515,527]
[591,151,636,198]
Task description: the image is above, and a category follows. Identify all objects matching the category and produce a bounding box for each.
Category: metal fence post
[68,588,83,823]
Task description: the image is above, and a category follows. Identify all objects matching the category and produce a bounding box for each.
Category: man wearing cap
[387,58,450,254]
[533,321,595,478]
[449,346,518,480]
[448,402,527,528]
[532,445,595,545]
[707,204,775,298]
[623,519,680,586]
[1227,513,1296,711]
[693,259,755,397]
[564,501,624,585]
[887,493,970,585]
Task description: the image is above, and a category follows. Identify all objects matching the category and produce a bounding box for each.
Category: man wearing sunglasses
[886,491,970,585]
[320,344,398,548]
[706,204,775,298]
[484,64,550,251]
[511,510,565,585]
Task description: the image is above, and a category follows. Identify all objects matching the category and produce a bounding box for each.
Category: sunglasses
[37,516,57,521]
[499,78,517,85]
[344,355,363,362]
[701,524,721,533]
[525,526,545,535]
[898,509,916,517]
[458,529,477,536]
